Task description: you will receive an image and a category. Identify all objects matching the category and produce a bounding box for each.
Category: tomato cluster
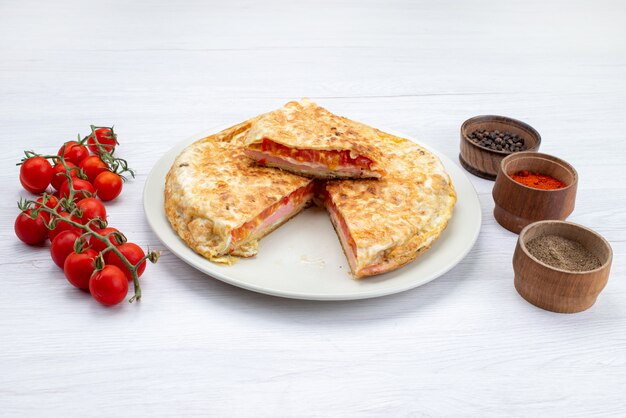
[20,128,124,202]
[14,126,157,306]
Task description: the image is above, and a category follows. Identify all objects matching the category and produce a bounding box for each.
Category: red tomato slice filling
[231,181,316,246]
[259,138,373,171]
[319,188,357,257]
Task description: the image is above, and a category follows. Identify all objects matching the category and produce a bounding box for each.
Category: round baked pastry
[165,101,456,278]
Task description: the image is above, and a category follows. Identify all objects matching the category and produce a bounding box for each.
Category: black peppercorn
[468,129,527,153]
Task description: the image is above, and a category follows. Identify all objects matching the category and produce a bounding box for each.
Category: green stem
[34,205,147,303]
[84,126,135,178]
[20,145,151,304]
[30,152,86,212]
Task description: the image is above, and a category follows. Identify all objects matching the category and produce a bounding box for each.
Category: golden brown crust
[244,99,384,171]
[324,129,457,278]
[164,118,313,262]
[165,102,456,278]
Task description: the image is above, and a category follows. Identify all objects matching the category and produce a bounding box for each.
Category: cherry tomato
[59,178,95,202]
[90,227,123,254]
[105,242,146,281]
[19,156,53,194]
[87,127,117,155]
[51,161,78,191]
[14,210,49,245]
[33,195,60,222]
[50,230,82,269]
[79,155,109,183]
[58,141,89,165]
[94,171,122,201]
[35,195,59,211]
[64,248,98,290]
[48,211,82,240]
[89,265,128,306]
[76,197,107,225]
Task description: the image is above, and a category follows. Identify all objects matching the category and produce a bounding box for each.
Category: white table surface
[1,1,625,416]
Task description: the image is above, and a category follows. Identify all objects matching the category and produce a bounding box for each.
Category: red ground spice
[510,170,566,190]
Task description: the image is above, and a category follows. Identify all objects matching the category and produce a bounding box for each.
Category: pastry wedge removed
[165,102,456,278]
[244,99,385,179]
[165,118,316,263]
[318,129,456,278]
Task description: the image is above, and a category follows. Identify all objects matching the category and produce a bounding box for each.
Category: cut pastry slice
[229,179,316,253]
[165,102,456,278]
[318,129,456,278]
[244,99,385,179]
[165,118,316,263]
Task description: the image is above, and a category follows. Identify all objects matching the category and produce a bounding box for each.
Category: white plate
[144,126,481,300]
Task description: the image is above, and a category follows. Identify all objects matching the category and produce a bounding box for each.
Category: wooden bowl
[513,221,613,313]
[492,151,578,233]
[459,115,541,180]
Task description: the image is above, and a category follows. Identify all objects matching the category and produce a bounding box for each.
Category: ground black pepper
[526,235,601,271]
[468,129,527,153]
